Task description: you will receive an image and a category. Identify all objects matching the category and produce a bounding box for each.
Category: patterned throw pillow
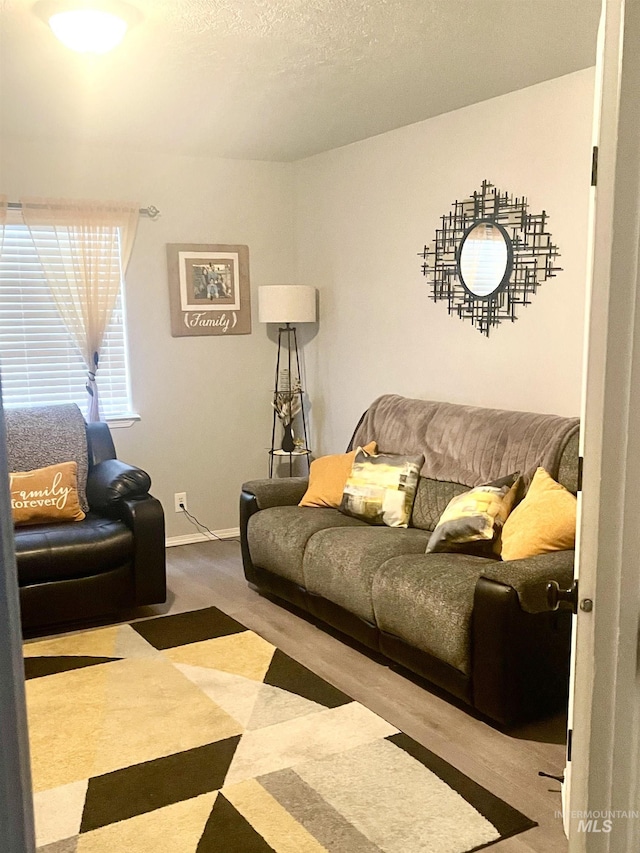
[10,461,86,526]
[501,467,576,561]
[425,472,521,558]
[340,448,424,528]
[299,441,377,508]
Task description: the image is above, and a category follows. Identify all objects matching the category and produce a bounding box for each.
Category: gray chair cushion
[372,553,494,675]
[303,526,431,622]
[247,506,366,586]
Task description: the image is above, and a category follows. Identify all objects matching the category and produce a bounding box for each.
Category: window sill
[106,414,141,429]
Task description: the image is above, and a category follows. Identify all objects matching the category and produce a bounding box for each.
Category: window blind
[0,224,132,418]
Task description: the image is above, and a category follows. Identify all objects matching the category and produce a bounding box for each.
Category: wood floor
[41,539,569,852]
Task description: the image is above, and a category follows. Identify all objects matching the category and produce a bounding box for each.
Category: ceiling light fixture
[34,0,141,55]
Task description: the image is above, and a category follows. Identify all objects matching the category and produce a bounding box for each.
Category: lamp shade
[259,285,317,324]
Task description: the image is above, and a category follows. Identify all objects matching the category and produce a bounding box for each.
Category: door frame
[568,0,640,849]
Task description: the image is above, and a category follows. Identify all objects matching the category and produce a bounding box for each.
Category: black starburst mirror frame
[419,180,562,336]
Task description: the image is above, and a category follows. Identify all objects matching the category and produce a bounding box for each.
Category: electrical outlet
[174,492,187,513]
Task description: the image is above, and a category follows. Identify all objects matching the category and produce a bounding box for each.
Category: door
[565,0,640,849]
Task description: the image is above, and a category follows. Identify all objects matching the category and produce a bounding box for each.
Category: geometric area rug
[24,606,537,853]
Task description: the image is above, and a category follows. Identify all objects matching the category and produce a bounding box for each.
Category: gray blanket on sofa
[4,404,90,510]
[350,394,579,487]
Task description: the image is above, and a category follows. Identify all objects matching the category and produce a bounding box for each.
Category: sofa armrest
[241,477,309,510]
[478,550,575,614]
[239,478,308,587]
[472,574,572,725]
[472,551,574,724]
[86,459,152,516]
[119,496,166,605]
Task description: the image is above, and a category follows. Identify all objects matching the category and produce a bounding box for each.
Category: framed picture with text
[166,243,251,336]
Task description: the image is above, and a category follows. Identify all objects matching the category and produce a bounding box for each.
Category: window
[0,223,133,419]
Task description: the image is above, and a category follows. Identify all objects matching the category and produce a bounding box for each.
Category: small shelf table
[268,448,311,477]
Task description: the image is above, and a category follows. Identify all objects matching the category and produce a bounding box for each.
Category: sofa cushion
[14,515,134,586]
[411,478,468,531]
[303,526,431,622]
[372,554,492,675]
[247,506,367,586]
[350,394,579,488]
[557,430,580,494]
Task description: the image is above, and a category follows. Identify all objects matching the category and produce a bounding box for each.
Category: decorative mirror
[419,180,561,336]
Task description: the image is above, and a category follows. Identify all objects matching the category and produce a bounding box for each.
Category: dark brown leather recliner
[13,421,166,634]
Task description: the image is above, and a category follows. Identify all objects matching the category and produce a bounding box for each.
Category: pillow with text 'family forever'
[10,461,86,526]
[340,447,424,528]
[425,472,522,558]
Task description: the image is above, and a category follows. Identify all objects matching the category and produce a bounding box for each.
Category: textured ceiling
[0,0,601,162]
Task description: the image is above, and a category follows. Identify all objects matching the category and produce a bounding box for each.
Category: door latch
[547,580,579,614]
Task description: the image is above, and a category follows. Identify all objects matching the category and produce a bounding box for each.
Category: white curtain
[21,198,139,421]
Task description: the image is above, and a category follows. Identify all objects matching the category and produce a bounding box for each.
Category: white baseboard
[165,528,240,548]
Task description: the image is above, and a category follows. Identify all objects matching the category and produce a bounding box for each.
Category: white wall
[294,68,596,455]
[0,67,596,534]
[0,140,296,538]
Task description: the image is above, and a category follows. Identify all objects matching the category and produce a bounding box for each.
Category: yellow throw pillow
[299,441,377,508]
[500,467,576,561]
[10,461,86,526]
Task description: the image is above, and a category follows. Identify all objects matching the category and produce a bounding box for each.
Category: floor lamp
[259,285,317,476]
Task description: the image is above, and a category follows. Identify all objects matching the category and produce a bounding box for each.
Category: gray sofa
[240,395,579,725]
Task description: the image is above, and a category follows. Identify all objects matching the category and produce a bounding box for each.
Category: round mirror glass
[458,221,511,297]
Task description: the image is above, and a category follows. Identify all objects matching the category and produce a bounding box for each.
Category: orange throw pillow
[10,461,86,526]
[299,441,377,509]
[500,467,576,561]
